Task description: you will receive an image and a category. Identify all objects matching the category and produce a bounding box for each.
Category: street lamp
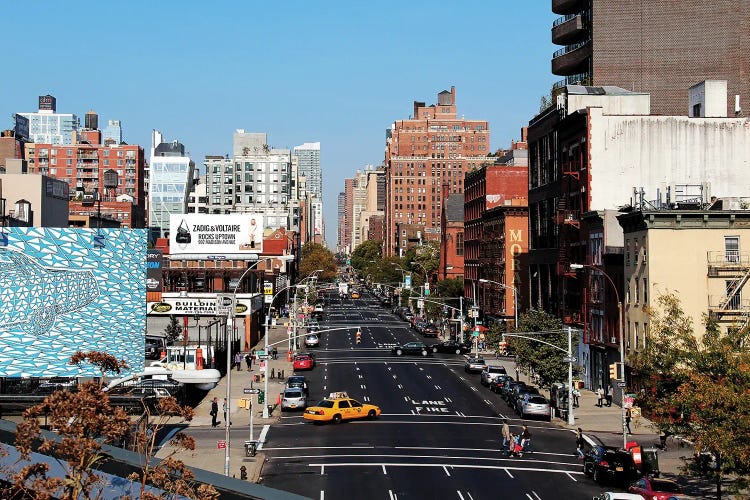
[446,266,467,343]
[478,278,518,330]
[570,263,627,448]
[503,327,577,426]
[225,255,293,477]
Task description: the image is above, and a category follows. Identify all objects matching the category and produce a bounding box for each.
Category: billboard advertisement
[146,249,163,292]
[0,228,147,377]
[169,214,264,257]
[147,293,258,317]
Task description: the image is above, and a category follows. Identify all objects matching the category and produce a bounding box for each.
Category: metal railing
[552,40,590,59]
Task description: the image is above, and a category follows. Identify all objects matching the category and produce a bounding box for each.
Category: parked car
[516,395,551,420]
[502,380,527,402]
[480,365,508,386]
[584,445,641,486]
[628,478,684,500]
[592,494,646,500]
[430,340,472,355]
[391,342,430,357]
[304,334,320,348]
[412,321,428,334]
[511,385,540,407]
[403,312,415,323]
[285,375,309,395]
[488,374,514,393]
[281,388,307,411]
[464,357,487,373]
[293,354,316,371]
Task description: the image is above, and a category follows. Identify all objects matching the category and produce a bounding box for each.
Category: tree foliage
[632,293,750,496]
[350,240,381,273]
[164,316,181,344]
[299,242,337,281]
[510,309,575,388]
[4,352,218,500]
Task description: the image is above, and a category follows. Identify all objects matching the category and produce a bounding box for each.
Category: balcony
[552,0,585,15]
[552,14,586,45]
[552,40,591,76]
[707,251,750,275]
[708,295,750,314]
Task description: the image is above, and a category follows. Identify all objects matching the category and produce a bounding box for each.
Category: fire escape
[707,250,750,329]
[556,150,584,325]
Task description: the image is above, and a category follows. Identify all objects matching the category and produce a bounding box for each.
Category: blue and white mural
[0,228,146,377]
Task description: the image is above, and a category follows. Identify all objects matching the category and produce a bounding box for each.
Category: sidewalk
[488,355,727,498]
[157,321,295,482]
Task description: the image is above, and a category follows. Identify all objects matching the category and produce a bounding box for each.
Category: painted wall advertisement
[0,228,147,377]
[169,214,264,256]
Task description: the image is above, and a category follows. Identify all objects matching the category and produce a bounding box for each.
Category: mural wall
[0,228,146,377]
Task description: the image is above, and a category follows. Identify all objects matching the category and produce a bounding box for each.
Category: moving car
[584,445,641,486]
[420,323,440,338]
[480,365,508,386]
[430,340,471,355]
[303,391,381,424]
[391,342,430,357]
[304,334,320,348]
[628,478,684,500]
[293,354,316,371]
[516,395,551,420]
[285,375,309,395]
[350,291,361,299]
[464,357,487,373]
[280,388,307,411]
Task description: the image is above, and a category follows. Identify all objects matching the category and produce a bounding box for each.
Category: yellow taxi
[351,291,361,299]
[303,392,381,424]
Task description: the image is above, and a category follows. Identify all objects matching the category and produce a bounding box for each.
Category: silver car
[281,388,307,411]
[480,365,508,386]
[304,334,320,348]
[517,395,551,421]
[464,357,487,373]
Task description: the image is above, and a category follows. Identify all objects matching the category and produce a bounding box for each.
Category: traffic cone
[276,393,281,406]
[286,350,292,361]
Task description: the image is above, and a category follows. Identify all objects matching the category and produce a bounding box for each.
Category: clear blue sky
[1,1,557,248]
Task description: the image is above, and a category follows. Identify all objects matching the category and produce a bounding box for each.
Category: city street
[258,291,604,500]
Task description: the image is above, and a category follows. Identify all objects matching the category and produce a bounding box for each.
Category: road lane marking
[443,465,451,476]
[466,492,475,500]
[435,385,442,390]
[566,472,577,482]
[389,491,397,500]
[457,492,464,500]
[397,384,403,389]
[320,467,324,476]
[426,375,432,380]
[445,397,452,402]
[505,469,514,478]
[272,453,580,468]
[256,425,270,450]
[532,491,542,499]
[302,462,584,475]
[320,489,324,498]
[382,465,387,474]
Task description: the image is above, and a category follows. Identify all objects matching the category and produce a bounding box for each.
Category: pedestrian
[501,418,511,454]
[234,352,243,371]
[606,385,614,407]
[596,387,604,407]
[210,397,219,428]
[245,352,252,371]
[251,349,256,366]
[625,408,632,434]
[575,427,585,459]
[520,425,532,454]
[272,346,278,360]
[223,398,232,426]
[572,387,580,408]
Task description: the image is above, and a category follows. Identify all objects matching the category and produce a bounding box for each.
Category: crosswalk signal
[609,363,617,380]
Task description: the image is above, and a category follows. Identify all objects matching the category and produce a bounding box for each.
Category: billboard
[147,293,259,316]
[146,249,163,292]
[0,228,147,377]
[169,214,264,257]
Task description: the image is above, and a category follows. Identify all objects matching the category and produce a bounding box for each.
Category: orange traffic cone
[286,350,292,361]
[276,393,281,406]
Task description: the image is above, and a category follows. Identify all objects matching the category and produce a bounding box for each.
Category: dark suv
[583,445,640,486]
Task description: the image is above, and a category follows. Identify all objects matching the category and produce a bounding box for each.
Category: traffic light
[258,390,265,405]
[609,363,617,380]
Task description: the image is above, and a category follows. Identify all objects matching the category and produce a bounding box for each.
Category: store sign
[148,296,252,316]
[169,214,264,256]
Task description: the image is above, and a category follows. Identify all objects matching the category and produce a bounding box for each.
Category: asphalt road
[258,291,606,500]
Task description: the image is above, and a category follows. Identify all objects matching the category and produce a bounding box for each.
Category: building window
[456,232,464,256]
[642,278,648,304]
[725,236,740,263]
[726,280,741,309]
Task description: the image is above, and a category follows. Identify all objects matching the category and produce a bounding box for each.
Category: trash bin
[244,440,257,457]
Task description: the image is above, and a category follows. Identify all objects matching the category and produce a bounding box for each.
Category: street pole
[567,326,575,426]
[619,301,627,449]
[459,296,464,344]
[224,308,232,477]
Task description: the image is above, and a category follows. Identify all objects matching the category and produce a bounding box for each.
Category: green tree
[510,310,574,388]
[632,294,750,499]
[350,240,381,272]
[164,316,181,344]
[299,242,337,281]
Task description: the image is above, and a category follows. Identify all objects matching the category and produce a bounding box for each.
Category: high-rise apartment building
[351,168,370,250]
[551,0,750,116]
[359,167,385,248]
[204,131,297,232]
[16,95,79,146]
[384,87,490,256]
[294,142,322,199]
[148,130,195,237]
[103,120,122,146]
[337,191,346,253]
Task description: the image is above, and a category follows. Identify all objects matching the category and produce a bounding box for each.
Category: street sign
[244,388,260,394]
[255,350,266,357]
[472,331,480,337]
[216,294,235,315]
[217,440,227,449]
[617,381,627,388]
[562,356,577,363]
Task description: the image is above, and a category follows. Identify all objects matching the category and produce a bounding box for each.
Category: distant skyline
[0,1,557,247]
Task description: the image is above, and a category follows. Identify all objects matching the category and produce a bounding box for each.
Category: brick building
[438,186,464,282]
[384,87,490,256]
[551,0,750,117]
